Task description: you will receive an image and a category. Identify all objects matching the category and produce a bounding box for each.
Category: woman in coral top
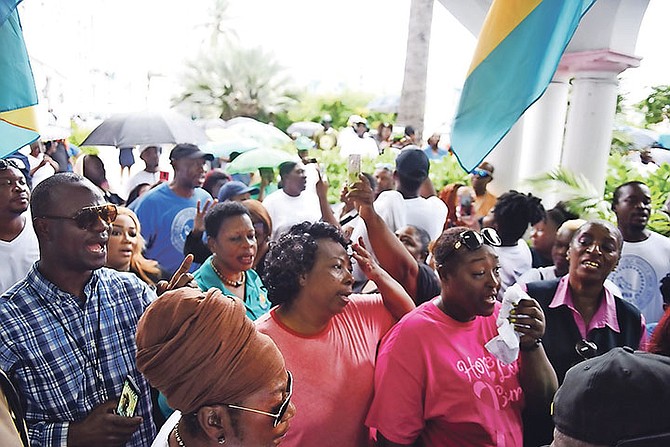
[255,221,415,447]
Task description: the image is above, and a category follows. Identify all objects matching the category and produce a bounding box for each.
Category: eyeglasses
[453,228,501,251]
[37,204,118,230]
[575,339,598,360]
[0,159,20,171]
[227,370,293,427]
[471,168,491,178]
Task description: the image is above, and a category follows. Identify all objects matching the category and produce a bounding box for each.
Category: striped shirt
[0,265,156,446]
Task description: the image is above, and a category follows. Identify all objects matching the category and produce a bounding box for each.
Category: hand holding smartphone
[347,154,361,186]
[116,375,140,417]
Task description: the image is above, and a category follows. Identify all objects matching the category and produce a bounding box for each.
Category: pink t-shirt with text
[255,294,394,447]
[366,300,525,446]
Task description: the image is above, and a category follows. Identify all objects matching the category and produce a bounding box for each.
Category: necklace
[211,260,245,288]
[173,421,187,447]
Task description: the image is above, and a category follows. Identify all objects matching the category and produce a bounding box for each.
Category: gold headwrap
[136,288,285,413]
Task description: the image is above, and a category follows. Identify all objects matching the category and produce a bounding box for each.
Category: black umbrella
[81,110,208,147]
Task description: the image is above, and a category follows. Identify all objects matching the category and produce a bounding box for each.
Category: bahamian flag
[451,0,596,172]
[0,0,38,116]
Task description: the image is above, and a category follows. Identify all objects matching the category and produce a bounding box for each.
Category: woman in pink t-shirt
[255,221,415,447]
[366,226,558,447]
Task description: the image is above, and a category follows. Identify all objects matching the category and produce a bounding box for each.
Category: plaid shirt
[0,265,156,446]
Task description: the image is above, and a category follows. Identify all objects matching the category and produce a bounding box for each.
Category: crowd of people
[1,115,670,447]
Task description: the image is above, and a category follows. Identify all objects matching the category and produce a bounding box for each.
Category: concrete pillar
[519,73,570,182]
[483,118,524,196]
[559,50,641,196]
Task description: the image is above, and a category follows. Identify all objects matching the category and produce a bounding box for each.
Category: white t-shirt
[372,190,448,242]
[338,127,379,159]
[151,410,180,447]
[27,153,55,187]
[609,231,670,324]
[494,240,532,299]
[125,170,161,197]
[0,215,40,294]
[262,189,322,240]
[349,190,447,283]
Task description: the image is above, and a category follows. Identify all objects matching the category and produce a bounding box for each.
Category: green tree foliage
[174,45,297,121]
[636,85,670,127]
[526,153,670,236]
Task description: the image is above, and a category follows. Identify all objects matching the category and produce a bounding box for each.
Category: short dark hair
[263,221,348,306]
[407,225,431,259]
[545,202,578,228]
[432,226,473,277]
[204,201,249,239]
[31,172,90,218]
[279,161,298,179]
[493,191,545,244]
[612,180,648,207]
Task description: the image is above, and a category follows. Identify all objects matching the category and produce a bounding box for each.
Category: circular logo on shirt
[609,254,658,313]
[170,207,196,253]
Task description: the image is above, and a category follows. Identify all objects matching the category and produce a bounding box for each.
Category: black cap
[553,347,670,445]
[395,148,429,182]
[169,143,213,161]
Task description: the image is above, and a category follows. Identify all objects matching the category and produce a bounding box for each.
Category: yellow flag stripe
[468,0,543,76]
[0,106,38,132]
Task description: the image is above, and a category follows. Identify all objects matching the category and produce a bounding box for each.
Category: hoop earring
[218,435,226,444]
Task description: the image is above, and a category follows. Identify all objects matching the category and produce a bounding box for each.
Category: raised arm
[315,167,339,228]
[347,175,420,298]
[352,240,415,320]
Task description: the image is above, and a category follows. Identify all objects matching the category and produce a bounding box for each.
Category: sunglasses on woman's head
[37,204,118,230]
[226,370,293,427]
[453,228,501,251]
[0,159,21,171]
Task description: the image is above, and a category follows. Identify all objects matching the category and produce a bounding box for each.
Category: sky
[17,0,670,132]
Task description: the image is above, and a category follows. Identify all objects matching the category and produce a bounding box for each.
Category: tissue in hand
[485,284,529,364]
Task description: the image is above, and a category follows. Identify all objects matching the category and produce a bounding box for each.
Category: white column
[484,118,524,196]
[519,73,570,182]
[561,71,618,196]
[559,50,641,196]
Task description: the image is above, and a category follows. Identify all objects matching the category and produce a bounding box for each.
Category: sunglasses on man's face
[226,370,293,427]
[454,228,502,251]
[38,204,118,230]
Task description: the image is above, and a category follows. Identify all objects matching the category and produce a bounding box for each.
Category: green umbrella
[224,148,299,174]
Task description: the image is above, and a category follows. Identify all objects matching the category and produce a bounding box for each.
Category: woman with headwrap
[136,287,295,447]
[256,221,415,447]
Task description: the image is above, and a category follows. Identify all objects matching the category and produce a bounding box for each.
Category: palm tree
[397,0,434,141]
[174,46,296,120]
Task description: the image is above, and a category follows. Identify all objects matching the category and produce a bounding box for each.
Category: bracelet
[520,338,542,352]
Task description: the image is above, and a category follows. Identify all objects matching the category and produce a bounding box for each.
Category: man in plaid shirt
[0,173,156,446]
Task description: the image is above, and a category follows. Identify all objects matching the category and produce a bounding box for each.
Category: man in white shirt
[262,161,323,240]
[125,145,167,196]
[338,115,379,159]
[0,160,39,293]
[26,141,57,187]
[609,181,670,324]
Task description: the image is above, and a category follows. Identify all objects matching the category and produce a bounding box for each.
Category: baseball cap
[217,181,260,202]
[553,347,670,446]
[169,143,213,161]
[140,144,161,155]
[395,149,429,182]
[347,115,367,126]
